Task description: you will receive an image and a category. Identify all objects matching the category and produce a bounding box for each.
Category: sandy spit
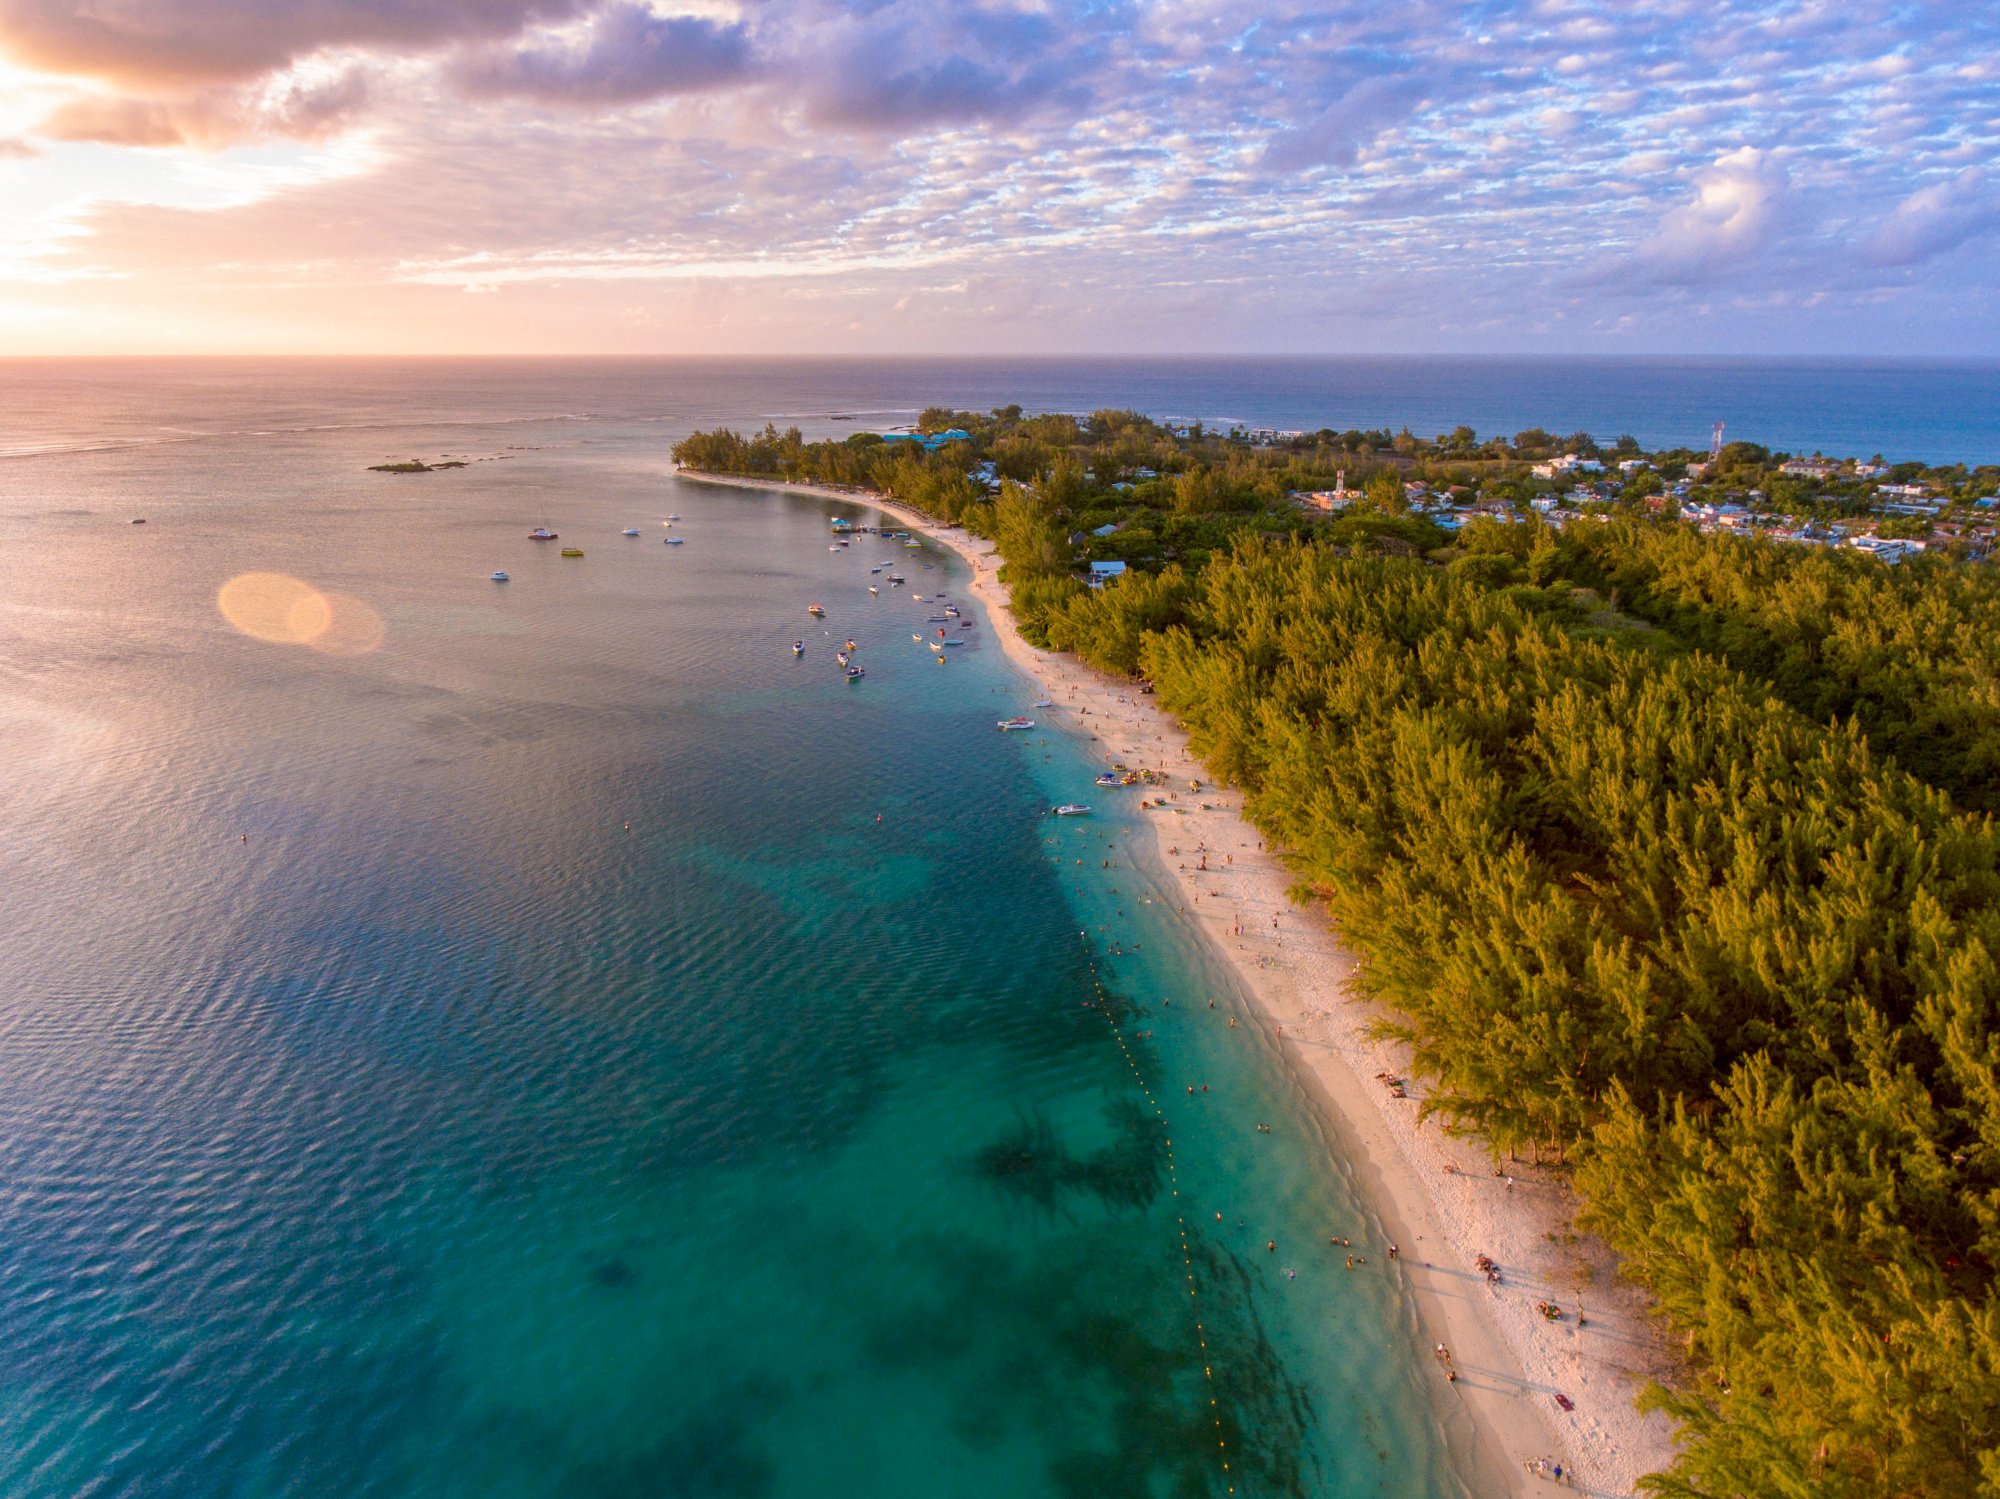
[679,469,1684,1498]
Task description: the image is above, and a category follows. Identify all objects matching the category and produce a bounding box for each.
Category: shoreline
[677,468,1682,1497]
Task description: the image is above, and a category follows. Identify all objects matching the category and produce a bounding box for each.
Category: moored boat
[491,570,510,581]
[807,604,825,616]
[1054,804,1092,817]
[623,527,641,536]
[560,547,584,557]
[529,527,557,540]
[845,666,865,681]
[998,717,1035,731]
[793,640,805,654]
[666,537,685,545]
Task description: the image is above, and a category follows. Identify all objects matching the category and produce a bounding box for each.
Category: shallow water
[0,367,1490,1498]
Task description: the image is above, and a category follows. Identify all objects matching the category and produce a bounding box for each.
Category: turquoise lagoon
[0,367,1479,1497]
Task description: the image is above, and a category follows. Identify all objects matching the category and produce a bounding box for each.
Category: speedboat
[1034,699,1052,708]
[944,606,960,617]
[998,717,1035,731]
[912,595,926,603]
[836,652,848,666]
[667,514,681,521]
[807,604,826,616]
[913,633,923,642]
[665,537,685,545]
[868,586,879,595]
[793,640,805,654]
[871,566,883,574]
[845,666,865,681]
[491,570,510,582]
[623,527,641,536]
[903,540,922,549]
[529,527,557,540]
[887,575,904,585]
[1096,772,1123,787]
[929,641,943,653]
[1054,804,1092,817]
[845,639,858,651]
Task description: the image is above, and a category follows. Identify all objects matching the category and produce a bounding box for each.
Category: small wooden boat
[560,547,584,557]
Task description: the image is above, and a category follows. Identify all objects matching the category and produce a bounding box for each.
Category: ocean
[0,355,1984,1499]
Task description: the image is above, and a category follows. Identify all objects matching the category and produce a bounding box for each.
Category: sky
[0,0,1994,355]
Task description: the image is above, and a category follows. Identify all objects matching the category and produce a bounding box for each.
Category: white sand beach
[680,469,1684,1498]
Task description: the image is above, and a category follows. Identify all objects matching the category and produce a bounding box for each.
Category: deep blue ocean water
[1,355,1985,1499]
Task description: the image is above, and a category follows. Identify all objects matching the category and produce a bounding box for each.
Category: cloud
[796,0,1097,132]
[1260,77,1413,171]
[0,134,39,156]
[1866,169,1996,267]
[451,4,751,103]
[36,68,372,147]
[1625,146,1792,284]
[0,0,573,85]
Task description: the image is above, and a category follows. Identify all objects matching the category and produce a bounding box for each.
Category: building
[1087,561,1128,588]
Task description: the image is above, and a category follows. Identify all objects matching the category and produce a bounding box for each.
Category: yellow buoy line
[1080,933,1235,1495]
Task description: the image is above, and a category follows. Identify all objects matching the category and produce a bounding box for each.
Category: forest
[675,411,2000,1496]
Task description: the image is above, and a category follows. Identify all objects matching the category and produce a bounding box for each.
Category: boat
[793,640,805,654]
[903,540,922,548]
[830,545,843,551]
[871,566,883,574]
[845,666,865,681]
[529,527,557,540]
[1096,772,1123,787]
[927,615,949,623]
[667,513,681,520]
[959,621,974,629]
[912,595,926,602]
[1034,699,1052,708]
[560,547,584,557]
[807,604,825,616]
[929,641,943,652]
[845,640,858,651]
[887,575,905,585]
[944,606,960,617]
[868,586,879,595]
[941,638,963,647]
[998,717,1035,731]
[1054,804,1092,817]
[623,527,641,536]
[665,537,685,545]
[131,518,146,524]
[491,570,510,582]
[836,652,848,666]
[913,633,923,642]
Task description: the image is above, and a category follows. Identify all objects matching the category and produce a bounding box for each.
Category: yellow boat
[560,547,584,557]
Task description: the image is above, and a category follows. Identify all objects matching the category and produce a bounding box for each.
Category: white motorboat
[623,527,641,536]
[490,570,510,581]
